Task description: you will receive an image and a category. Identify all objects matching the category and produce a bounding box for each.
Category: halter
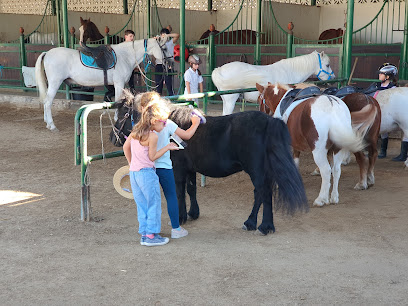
[258,87,273,115]
[316,53,335,81]
[111,102,136,145]
[143,39,152,71]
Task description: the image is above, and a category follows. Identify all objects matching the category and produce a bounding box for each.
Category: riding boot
[392,141,408,161]
[377,137,388,159]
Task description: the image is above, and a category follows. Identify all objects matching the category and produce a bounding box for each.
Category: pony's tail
[265,118,309,215]
[350,102,378,140]
[35,52,47,101]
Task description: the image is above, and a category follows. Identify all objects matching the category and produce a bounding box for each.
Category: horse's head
[79,17,103,43]
[314,51,335,81]
[109,93,140,147]
[256,82,291,115]
[143,37,168,66]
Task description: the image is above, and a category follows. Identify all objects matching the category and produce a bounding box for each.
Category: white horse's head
[314,51,335,81]
[147,36,168,64]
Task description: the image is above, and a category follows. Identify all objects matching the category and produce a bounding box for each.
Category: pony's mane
[122,90,202,127]
[275,83,292,91]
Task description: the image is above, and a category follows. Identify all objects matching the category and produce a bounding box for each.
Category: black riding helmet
[378,63,398,77]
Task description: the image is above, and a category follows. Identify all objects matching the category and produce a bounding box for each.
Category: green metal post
[180,0,186,91]
[105,33,111,44]
[56,0,62,47]
[343,0,355,86]
[286,22,294,58]
[147,0,151,38]
[400,0,408,80]
[51,0,57,15]
[61,0,69,48]
[19,28,27,87]
[207,0,212,12]
[208,33,215,91]
[254,0,262,65]
[123,0,128,14]
[61,0,70,99]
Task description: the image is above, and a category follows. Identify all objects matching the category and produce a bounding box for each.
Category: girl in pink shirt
[123,99,179,247]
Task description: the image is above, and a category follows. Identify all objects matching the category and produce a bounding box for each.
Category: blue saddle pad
[79,50,116,70]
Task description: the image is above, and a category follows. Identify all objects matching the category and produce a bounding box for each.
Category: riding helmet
[378,63,398,77]
[188,54,201,65]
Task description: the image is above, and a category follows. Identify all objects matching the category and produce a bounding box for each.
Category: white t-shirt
[184,67,203,95]
[154,119,178,169]
[156,39,175,65]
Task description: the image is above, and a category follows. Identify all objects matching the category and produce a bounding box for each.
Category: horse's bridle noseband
[316,53,335,81]
[111,102,136,145]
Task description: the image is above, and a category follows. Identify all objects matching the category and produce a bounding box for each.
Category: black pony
[110,96,308,235]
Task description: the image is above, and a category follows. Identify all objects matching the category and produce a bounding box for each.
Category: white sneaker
[171,227,188,239]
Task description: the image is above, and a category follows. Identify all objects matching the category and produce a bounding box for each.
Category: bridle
[258,87,273,115]
[316,52,335,81]
[110,102,137,146]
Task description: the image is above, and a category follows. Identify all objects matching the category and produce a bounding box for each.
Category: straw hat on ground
[113,165,133,199]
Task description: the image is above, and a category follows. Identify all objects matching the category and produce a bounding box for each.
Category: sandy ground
[1,102,408,305]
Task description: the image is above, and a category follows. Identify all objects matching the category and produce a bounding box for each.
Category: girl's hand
[166,143,180,151]
[191,115,200,126]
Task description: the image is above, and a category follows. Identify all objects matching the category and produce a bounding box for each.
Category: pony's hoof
[242,224,248,231]
[354,182,368,190]
[330,195,339,204]
[313,198,328,207]
[255,229,267,236]
[310,168,320,176]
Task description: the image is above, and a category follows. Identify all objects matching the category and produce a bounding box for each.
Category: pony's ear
[80,17,84,23]
[256,83,264,93]
[321,51,325,57]
[268,82,272,85]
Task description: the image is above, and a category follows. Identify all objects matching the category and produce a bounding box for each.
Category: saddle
[78,42,116,89]
[280,86,321,116]
[322,85,358,98]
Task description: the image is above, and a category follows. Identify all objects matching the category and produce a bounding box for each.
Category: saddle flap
[294,86,321,100]
[322,87,338,95]
[335,85,357,98]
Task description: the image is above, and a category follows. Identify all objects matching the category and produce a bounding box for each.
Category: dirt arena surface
[1,102,407,305]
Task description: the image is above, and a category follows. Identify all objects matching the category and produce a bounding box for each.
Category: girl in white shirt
[184,55,204,107]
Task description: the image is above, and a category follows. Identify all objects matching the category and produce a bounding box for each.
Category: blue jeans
[156,168,179,228]
[129,168,161,235]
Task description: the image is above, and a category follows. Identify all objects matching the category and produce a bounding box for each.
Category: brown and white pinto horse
[256,83,378,206]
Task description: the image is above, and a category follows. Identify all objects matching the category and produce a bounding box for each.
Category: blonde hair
[130,95,170,141]
[136,91,161,112]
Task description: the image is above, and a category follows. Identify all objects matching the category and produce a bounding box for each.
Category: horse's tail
[328,112,367,153]
[265,117,309,215]
[350,102,378,140]
[35,52,47,101]
[211,67,223,90]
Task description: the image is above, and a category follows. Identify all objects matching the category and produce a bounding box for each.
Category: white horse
[28,32,59,45]
[35,37,166,130]
[212,51,335,115]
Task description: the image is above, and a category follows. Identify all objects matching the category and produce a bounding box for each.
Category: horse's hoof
[255,229,267,236]
[354,183,368,190]
[330,196,339,204]
[242,224,248,231]
[313,198,328,207]
[310,168,320,176]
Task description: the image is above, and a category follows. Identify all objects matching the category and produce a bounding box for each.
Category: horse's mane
[122,90,204,127]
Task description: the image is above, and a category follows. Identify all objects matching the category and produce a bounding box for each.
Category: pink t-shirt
[129,137,155,171]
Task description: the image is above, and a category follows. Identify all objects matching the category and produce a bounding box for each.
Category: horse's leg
[221,93,240,115]
[330,150,347,204]
[242,188,262,231]
[186,171,199,220]
[353,151,369,190]
[366,139,378,187]
[312,148,331,206]
[293,149,301,168]
[257,181,275,235]
[43,83,61,131]
[173,166,188,225]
